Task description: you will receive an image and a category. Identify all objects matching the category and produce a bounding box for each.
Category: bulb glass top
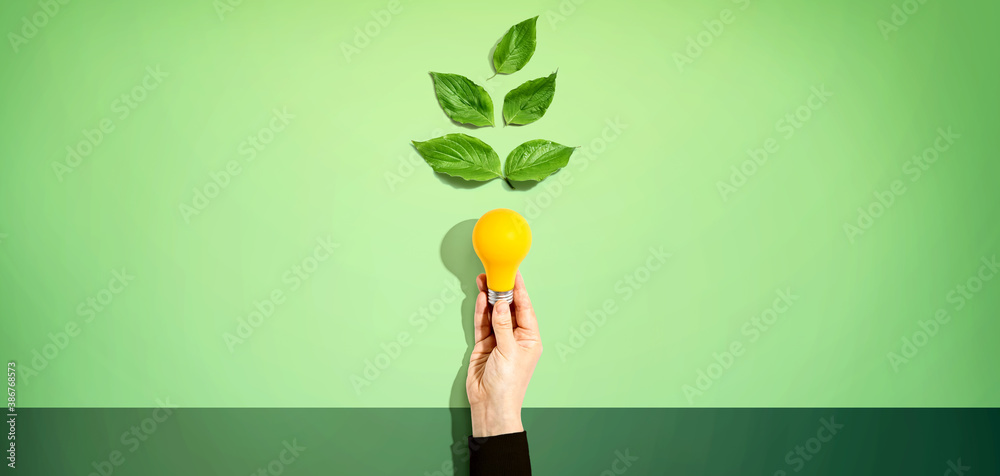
[472,208,532,293]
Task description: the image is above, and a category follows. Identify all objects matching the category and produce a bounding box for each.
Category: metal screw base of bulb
[487,289,513,305]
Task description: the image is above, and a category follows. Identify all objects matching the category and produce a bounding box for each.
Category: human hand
[466,272,542,437]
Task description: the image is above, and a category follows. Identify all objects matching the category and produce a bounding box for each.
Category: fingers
[491,300,517,355]
[473,288,491,343]
[512,272,539,332]
[477,274,487,293]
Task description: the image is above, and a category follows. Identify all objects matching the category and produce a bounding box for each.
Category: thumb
[491,300,517,355]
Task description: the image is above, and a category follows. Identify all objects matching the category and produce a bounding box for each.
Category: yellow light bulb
[472,208,532,304]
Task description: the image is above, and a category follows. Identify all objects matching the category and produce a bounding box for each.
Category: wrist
[470,402,523,437]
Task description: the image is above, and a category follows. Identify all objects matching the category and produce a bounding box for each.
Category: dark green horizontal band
[6,408,998,475]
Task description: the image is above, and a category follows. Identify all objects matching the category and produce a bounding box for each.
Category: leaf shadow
[452,121,489,131]
[435,172,492,190]
[507,179,540,191]
[487,38,501,77]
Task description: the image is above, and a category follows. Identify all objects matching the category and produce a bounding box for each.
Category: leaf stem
[504,177,514,189]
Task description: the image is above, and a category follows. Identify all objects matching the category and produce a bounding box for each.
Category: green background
[2,0,999,408]
[10,409,1000,475]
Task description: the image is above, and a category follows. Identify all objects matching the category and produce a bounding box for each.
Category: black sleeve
[468,431,532,476]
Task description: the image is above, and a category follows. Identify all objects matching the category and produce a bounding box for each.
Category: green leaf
[492,16,538,75]
[430,72,494,127]
[503,139,575,182]
[502,72,556,125]
[412,134,502,181]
